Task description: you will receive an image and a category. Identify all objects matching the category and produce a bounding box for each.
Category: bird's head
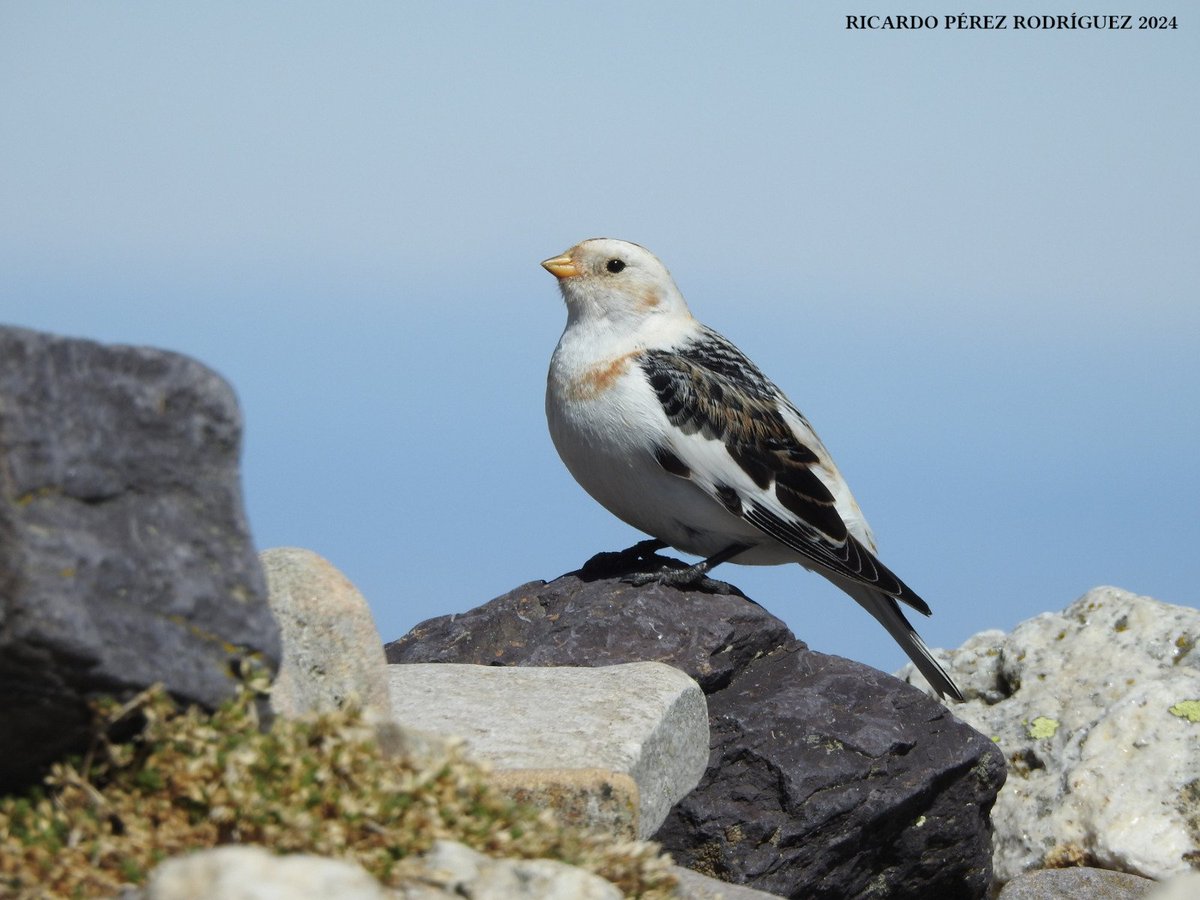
[541,238,691,329]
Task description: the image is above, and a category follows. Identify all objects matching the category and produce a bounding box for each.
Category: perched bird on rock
[542,238,962,701]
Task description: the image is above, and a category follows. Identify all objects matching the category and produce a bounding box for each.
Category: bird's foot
[577,540,742,595]
[620,562,734,595]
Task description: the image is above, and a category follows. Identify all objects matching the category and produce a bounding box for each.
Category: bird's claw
[579,540,736,594]
[620,567,675,587]
[620,565,732,594]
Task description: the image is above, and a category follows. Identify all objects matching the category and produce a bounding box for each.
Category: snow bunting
[542,238,962,701]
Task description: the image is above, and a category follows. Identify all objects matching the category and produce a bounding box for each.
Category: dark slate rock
[658,643,1005,899]
[387,550,1005,899]
[0,326,280,791]
[385,549,795,692]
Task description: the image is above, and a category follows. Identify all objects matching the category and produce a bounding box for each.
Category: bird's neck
[561,307,695,357]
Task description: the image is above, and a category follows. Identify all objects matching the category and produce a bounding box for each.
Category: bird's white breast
[546,322,776,559]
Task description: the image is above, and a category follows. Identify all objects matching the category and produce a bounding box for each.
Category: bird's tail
[838,581,964,702]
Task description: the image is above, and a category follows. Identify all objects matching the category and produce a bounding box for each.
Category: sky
[2,2,1197,678]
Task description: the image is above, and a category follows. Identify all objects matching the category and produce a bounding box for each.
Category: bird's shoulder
[639,326,814,446]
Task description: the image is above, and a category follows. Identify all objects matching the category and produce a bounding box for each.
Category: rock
[670,865,786,899]
[1147,872,1200,900]
[411,839,622,899]
[905,587,1200,883]
[386,558,1005,898]
[486,768,641,840]
[261,547,391,721]
[128,841,636,900]
[387,661,708,838]
[135,845,392,899]
[995,866,1154,900]
[385,562,792,694]
[0,326,279,792]
[657,643,1004,899]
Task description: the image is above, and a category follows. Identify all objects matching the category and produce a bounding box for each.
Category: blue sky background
[3,3,1197,676]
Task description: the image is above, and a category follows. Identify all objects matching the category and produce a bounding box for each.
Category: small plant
[0,670,677,898]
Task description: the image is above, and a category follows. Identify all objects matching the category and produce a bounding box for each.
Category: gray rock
[658,642,1004,899]
[670,865,785,899]
[385,557,1005,899]
[135,845,393,899]
[126,841,635,900]
[903,587,1200,883]
[1147,873,1200,900]
[411,840,621,899]
[0,326,279,791]
[261,547,391,721]
[386,556,793,694]
[996,866,1155,899]
[485,767,641,840]
[387,661,709,838]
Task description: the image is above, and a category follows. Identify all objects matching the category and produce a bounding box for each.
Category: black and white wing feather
[640,327,928,613]
[639,327,962,700]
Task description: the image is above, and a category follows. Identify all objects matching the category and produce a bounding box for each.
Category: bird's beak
[541,252,580,280]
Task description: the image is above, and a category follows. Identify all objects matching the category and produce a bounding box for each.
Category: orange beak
[541,252,580,279]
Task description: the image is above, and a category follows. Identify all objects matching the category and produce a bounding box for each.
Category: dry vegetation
[0,670,677,898]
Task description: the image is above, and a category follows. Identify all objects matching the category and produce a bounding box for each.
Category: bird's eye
[605,258,626,274]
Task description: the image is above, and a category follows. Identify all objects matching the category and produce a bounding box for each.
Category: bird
[541,237,963,701]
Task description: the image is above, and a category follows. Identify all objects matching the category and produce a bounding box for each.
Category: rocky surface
[262,546,392,721]
[387,660,709,839]
[901,587,1200,884]
[386,552,1006,899]
[659,643,1002,899]
[411,840,623,900]
[121,841,792,900]
[386,555,792,694]
[1146,873,1200,900]
[993,868,1200,900]
[124,840,632,900]
[0,326,279,792]
[14,324,1189,900]
[669,866,785,899]
[995,866,1154,899]
[125,845,394,899]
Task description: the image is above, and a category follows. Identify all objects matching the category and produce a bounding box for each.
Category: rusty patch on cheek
[570,351,641,400]
[638,287,662,310]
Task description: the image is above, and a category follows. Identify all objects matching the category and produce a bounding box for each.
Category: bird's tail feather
[839,582,964,702]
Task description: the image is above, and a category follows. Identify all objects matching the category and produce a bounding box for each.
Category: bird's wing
[639,329,931,616]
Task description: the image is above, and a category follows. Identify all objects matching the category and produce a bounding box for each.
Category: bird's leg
[622,542,751,590]
[578,539,668,579]
[617,538,668,560]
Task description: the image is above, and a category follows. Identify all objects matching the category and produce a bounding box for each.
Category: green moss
[1026,716,1060,740]
[0,671,676,899]
[1169,700,1200,723]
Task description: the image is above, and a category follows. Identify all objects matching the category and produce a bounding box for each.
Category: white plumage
[543,238,961,701]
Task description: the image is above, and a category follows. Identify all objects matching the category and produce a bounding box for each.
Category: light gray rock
[899,586,1200,883]
[137,845,393,899]
[670,865,786,899]
[1147,872,1200,900]
[387,661,709,838]
[410,840,620,899]
[262,547,391,722]
[126,842,635,900]
[995,866,1155,899]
